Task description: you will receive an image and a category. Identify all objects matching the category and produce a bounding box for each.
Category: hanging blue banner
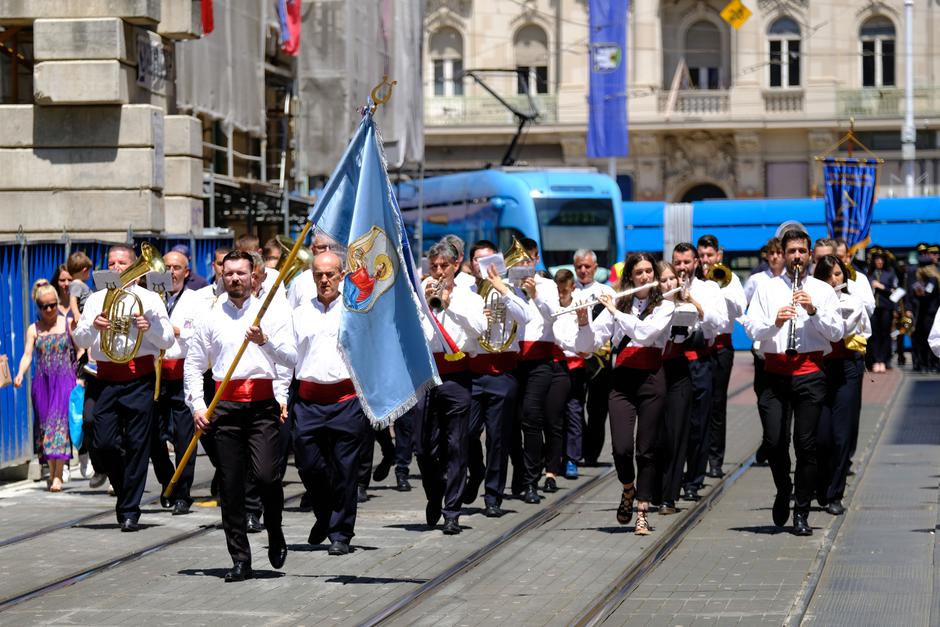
[823,157,878,257]
[587,0,629,158]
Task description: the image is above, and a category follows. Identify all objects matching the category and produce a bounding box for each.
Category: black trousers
[911,308,940,370]
[414,373,470,521]
[517,359,569,486]
[583,364,611,463]
[565,366,587,461]
[758,369,826,512]
[357,426,395,489]
[707,347,734,469]
[394,405,416,477]
[659,358,692,504]
[870,306,894,364]
[92,374,156,523]
[608,366,665,503]
[213,398,284,564]
[683,356,714,490]
[149,378,197,503]
[293,396,369,543]
[82,375,104,473]
[817,356,864,503]
[468,371,518,507]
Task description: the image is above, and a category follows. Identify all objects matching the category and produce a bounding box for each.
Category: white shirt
[744,269,776,307]
[293,296,349,383]
[576,297,676,353]
[454,272,475,290]
[73,284,175,361]
[574,279,615,322]
[744,273,843,356]
[468,283,532,355]
[421,280,488,353]
[163,287,203,360]
[848,271,876,317]
[720,271,748,331]
[929,309,940,358]
[837,290,872,340]
[521,275,561,343]
[689,276,727,342]
[287,269,343,309]
[552,309,584,355]
[183,294,296,412]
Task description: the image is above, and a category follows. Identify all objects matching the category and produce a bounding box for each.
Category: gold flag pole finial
[369,75,397,113]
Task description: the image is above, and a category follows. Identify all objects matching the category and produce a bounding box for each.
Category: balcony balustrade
[837,88,940,118]
[424,94,557,126]
[657,90,730,115]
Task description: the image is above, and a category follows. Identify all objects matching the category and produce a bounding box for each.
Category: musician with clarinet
[744,229,843,536]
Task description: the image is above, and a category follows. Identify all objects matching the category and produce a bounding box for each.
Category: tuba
[275,234,314,287]
[100,243,166,364]
[476,238,532,353]
[705,262,732,288]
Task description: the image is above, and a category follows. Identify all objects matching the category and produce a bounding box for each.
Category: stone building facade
[423,0,940,201]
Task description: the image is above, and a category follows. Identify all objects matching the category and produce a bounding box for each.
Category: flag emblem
[343,226,397,313]
[592,43,622,73]
[720,0,752,30]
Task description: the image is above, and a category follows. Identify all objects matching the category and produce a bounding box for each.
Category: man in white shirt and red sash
[745,229,843,536]
[73,244,175,532]
[418,240,487,535]
[184,250,296,582]
[291,252,370,556]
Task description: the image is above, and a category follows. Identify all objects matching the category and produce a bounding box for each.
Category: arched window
[429,27,464,97]
[514,25,549,94]
[685,20,722,89]
[860,16,895,87]
[768,17,801,87]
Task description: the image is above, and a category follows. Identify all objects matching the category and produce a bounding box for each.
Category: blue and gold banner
[587,0,629,158]
[823,157,878,256]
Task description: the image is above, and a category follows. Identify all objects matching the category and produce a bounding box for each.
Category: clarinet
[785,263,802,355]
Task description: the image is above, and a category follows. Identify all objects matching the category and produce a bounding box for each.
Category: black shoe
[224,561,253,583]
[160,486,172,509]
[616,485,636,525]
[246,513,265,533]
[681,485,699,502]
[328,540,350,555]
[792,511,812,536]
[706,466,725,479]
[754,446,768,466]
[356,485,369,503]
[268,528,287,569]
[659,501,678,515]
[426,500,442,528]
[442,518,461,535]
[772,490,791,527]
[483,504,504,518]
[307,519,329,545]
[299,491,314,512]
[395,473,412,492]
[171,500,191,516]
[120,518,139,532]
[522,485,541,504]
[542,477,558,493]
[372,457,393,482]
[825,500,845,516]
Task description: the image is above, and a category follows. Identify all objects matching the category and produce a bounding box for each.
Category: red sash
[763,351,823,376]
[216,378,274,402]
[97,357,155,382]
[160,358,185,381]
[566,355,586,370]
[684,348,710,361]
[712,333,733,352]
[519,341,554,361]
[614,346,663,371]
[434,353,468,375]
[298,380,356,404]
[469,352,519,375]
[431,315,465,361]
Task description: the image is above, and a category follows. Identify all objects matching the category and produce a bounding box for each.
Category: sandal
[616,484,636,525]
[635,511,651,535]
[49,478,63,493]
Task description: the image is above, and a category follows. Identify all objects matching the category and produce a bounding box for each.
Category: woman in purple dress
[13,280,77,492]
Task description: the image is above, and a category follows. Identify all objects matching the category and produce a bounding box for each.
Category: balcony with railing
[425,94,558,126]
[837,87,940,118]
[762,89,804,113]
[656,90,730,115]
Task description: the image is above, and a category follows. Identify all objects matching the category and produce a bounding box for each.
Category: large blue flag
[309,112,439,426]
[587,0,629,158]
[823,157,878,257]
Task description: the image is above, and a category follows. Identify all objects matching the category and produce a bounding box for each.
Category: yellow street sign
[720,0,752,29]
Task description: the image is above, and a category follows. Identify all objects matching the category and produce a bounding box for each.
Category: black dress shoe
[120,518,139,532]
[160,487,172,509]
[483,504,503,518]
[825,500,845,516]
[681,486,699,502]
[171,500,191,516]
[356,485,369,503]
[372,457,393,482]
[224,561,253,582]
[659,501,678,515]
[542,477,558,493]
[426,500,442,528]
[328,540,350,555]
[773,490,791,527]
[395,474,412,492]
[268,528,287,569]
[706,466,725,479]
[308,519,329,545]
[792,511,812,536]
[246,513,265,533]
[522,485,541,504]
[462,475,483,504]
[441,518,461,535]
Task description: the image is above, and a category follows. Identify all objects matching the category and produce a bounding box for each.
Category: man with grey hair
[443,234,475,290]
[287,230,344,308]
[572,249,614,473]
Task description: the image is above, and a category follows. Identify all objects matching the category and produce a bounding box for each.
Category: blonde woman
[13,280,77,492]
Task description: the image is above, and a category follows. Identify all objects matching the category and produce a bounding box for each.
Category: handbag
[0,354,11,389]
[68,384,85,450]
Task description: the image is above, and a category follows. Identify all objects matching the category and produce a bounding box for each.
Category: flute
[551,282,659,318]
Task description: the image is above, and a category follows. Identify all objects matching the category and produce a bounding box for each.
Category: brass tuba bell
[100,243,166,364]
[275,234,314,287]
[476,237,532,353]
[705,262,732,289]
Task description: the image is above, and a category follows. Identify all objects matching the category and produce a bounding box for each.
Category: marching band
[69,228,940,580]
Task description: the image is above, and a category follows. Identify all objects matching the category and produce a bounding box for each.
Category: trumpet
[785,263,802,356]
[426,278,447,311]
[704,262,732,288]
[551,282,659,318]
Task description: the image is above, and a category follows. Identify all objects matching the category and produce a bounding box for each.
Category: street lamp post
[901,0,916,197]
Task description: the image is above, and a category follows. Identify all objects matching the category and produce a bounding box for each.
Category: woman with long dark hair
[575,252,674,535]
[867,249,897,373]
[51,265,72,318]
[813,255,869,516]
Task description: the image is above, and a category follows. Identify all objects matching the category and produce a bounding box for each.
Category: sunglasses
[39,303,58,311]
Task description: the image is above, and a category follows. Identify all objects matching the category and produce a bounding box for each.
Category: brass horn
[705,262,732,288]
[275,235,314,287]
[100,243,166,364]
[476,237,532,353]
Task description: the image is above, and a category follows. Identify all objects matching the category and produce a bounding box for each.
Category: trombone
[704,262,732,288]
[551,282,658,318]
